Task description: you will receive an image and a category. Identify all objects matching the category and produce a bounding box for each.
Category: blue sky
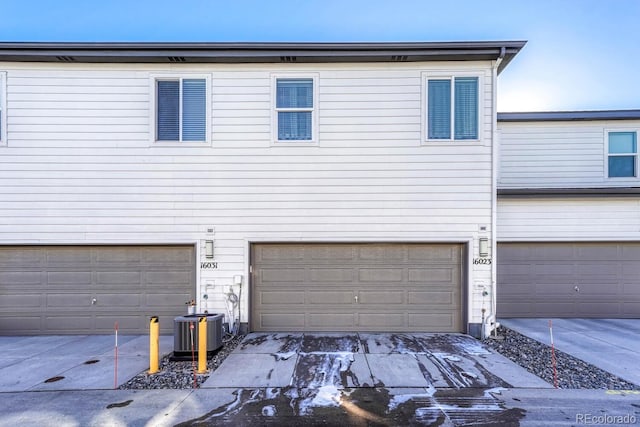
[2,0,639,112]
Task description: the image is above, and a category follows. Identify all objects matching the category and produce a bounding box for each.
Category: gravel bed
[484,326,639,390]
[120,334,245,389]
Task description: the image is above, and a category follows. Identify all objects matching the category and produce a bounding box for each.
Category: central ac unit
[173,313,223,359]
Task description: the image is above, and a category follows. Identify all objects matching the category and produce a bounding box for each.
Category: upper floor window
[0,71,6,146]
[153,76,208,143]
[608,131,637,178]
[273,76,317,143]
[426,76,479,141]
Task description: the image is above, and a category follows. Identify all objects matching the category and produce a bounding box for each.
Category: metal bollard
[149,316,160,374]
[197,316,208,374]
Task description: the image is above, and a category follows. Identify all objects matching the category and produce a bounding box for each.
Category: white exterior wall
[0,61,497,327]
[498,120,640,188]
[497,198,640,241]
[497,119,640,243]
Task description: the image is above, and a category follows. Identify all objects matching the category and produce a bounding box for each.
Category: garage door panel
[310,246,354,261]
[46,315,94,332]
[0,247,44,264]
[359,290,403,304]
[47,293,91,308]
[359,313,404,327]
[48,271,92,286]
[96,271,141,285]
[308,291,354,305]
[408,290,456,306]
[95,315,141,332]
[146,271,191,286]
[252,243,464,332]
[408,313,456,330]
[408,245,460,262]
[46,248,92,264]
[260,291,305,305]
[498,242,640,318]
[358,268,403,282]
[358,246,404,261]
[261,268,305,283]
[310,268,353,283]
[308,313,355,328]
[259,313,306,329]
[0,271,42,285]
[408,267,456,284]
[96,247,142,263]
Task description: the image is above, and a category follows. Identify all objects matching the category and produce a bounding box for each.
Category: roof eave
[0,41,526,69]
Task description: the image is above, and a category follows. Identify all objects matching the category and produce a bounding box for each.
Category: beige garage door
[498,242,640,318]
[0,245,195,335]
[251,243,464,332]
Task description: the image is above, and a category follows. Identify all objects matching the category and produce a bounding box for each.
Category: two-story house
[0,41,526,336]
[496,110,640,319]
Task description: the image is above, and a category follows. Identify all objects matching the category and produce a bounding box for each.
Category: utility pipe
[486,46,506,337]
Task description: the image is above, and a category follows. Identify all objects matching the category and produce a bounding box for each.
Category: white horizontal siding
[0,61,496,325]
[497,120,640,188]
[497,198,640,241]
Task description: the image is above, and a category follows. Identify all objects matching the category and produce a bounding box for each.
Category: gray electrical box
[173,313,223,358]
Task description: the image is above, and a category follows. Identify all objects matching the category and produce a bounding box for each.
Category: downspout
[486,47,505,337]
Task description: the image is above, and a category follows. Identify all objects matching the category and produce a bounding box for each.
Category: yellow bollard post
[197,316,208,374]
[149,316,160,374]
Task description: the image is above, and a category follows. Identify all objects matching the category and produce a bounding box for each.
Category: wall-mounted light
[205,240,214,259]
[479,237,489,257]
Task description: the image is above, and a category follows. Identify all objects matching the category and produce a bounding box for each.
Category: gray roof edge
[498,110,640,122]
[498,187,640,198]
[0,40,526,68]
[0,40,528,50]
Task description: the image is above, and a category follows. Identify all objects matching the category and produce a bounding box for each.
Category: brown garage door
[497,242,640,318]
[0,245,195,335]
[251,243,464,332]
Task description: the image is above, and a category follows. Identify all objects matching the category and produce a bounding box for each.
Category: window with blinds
[156,78,207,142]
[608,131,637,178]
[0,71,5,145]
[427,76,479,141]
[275,78,315,142]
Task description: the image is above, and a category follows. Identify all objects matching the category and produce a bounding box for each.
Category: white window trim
[421,71,483,145]
[271,73,319,146]
[0,72,6,146]
[149,73,211,146]
[605,128,639,179]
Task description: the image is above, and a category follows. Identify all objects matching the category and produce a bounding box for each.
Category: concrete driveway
[0,334,172,392]
[500,318,640,386]
[1,332,639,426]
[187,332,550,425]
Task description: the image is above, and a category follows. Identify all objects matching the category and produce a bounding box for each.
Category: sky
[2,0,639,112]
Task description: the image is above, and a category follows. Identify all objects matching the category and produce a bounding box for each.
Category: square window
[426,76,479,141]
[607,131,637,178]
[274,77,316,142]
[155,77,207,142]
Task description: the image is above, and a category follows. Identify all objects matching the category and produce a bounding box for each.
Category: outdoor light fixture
[478,237,489,257]
[205,240,214,258]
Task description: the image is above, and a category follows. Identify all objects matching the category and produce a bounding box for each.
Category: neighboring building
[0,41,525,336]
[497,110,640,319]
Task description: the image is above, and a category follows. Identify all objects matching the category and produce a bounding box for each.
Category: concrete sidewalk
[0,335,172,392]
[500,318,640,386]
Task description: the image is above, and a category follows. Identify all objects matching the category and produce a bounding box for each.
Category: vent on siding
[56,56,76,62]
[280,56,297,63]
[168,56,187,62]
[391,55,408,62]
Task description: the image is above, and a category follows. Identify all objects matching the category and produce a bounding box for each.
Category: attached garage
[497,242,640,318]
[251,242,465,332]
[0,245,195,335]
